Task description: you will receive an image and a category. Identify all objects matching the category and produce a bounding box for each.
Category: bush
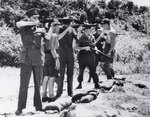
[114,31,150,74]
[0,24,21,67]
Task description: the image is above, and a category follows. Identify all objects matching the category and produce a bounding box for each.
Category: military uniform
[88,33,105,82]
[17,26,44,110]
[77,33,99,89]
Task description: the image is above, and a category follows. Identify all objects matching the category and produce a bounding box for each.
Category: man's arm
[75,45,91,52]
[45,26,53,40]
[109,32,117,52]
[16,20,41,28]
[50,34,59,59]
[58,27,71,40]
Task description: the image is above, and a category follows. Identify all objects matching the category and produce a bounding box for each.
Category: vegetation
[0,0,150,74]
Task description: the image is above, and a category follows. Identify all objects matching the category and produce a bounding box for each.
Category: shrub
[0,24,21,67]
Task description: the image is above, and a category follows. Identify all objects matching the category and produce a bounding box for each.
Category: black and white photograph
[0,0,150,117]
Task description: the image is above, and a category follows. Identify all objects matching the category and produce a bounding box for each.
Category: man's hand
[34,20,41,26]
[67,26,73,33]
[84,46,91,51]
[77,26,84,32]
[55,58,60,70]
[34,28,46,33]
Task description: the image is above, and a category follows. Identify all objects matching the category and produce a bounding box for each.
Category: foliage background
[0,0,150,74]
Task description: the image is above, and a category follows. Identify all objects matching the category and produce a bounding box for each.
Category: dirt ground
[0,67,150,117]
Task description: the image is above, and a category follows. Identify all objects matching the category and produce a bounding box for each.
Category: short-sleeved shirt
[78,33,94,54]
[19,26,45,66]
[58,25,76,62]
[59,26,76,49]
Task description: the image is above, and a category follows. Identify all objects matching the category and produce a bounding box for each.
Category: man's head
[24,8,40,21]
[52,19,61,33]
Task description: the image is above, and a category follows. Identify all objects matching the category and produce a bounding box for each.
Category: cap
[39,8,49,19]
[25,8,40,18]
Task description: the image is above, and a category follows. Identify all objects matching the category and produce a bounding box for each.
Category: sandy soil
[0,67,150,117]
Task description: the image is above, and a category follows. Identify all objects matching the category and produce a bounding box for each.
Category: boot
[95,83,100,89]
[15,109,22,116]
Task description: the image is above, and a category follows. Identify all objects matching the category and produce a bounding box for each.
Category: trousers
[56,48,74,96]
[77,51,99,84]
[17,64,43,110]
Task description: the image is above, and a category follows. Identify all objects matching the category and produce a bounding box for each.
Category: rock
[114,80,124,87]
[109,86,125,93]
[80,95,95,103]
[114,77,126,81]
[104,108,120,117]
[120,103,138,112]
[72,90,99,103]
[119,111,138,117]
[44,97,72,112]
[72,92,87,103]
[100,80,115,91]
[134,83,148,89]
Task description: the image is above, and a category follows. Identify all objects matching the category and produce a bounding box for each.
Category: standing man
[42,20,60,102]
[87,27,105,82]
[76,26,100,89]
[100,19,117,80]
[15,8,51,115]
[56,22,77,98]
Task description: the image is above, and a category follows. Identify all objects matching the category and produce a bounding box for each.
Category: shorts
[43,51,57,77]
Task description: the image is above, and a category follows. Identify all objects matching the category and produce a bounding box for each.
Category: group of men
[15,8,117,115]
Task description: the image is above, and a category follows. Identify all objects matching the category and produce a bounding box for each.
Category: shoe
[15,109,22,116]
[95,83,100,89]
[42,97,49,102]
[68,93,73,97]
[76,83,82,89]
[35,107,45,112]
[48,98,55,103]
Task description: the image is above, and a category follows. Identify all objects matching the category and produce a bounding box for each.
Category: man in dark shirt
[88,28,105,82]
[56,22,77,98]
[76,26,100,89]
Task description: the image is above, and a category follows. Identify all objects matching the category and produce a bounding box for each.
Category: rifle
[93,48,112,59]
[40,18,99,29]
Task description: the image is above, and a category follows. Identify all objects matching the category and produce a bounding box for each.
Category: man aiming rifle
[99,19,117,80]
[75,25,100,89]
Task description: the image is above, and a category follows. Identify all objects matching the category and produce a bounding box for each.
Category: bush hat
[25,8,40,18]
